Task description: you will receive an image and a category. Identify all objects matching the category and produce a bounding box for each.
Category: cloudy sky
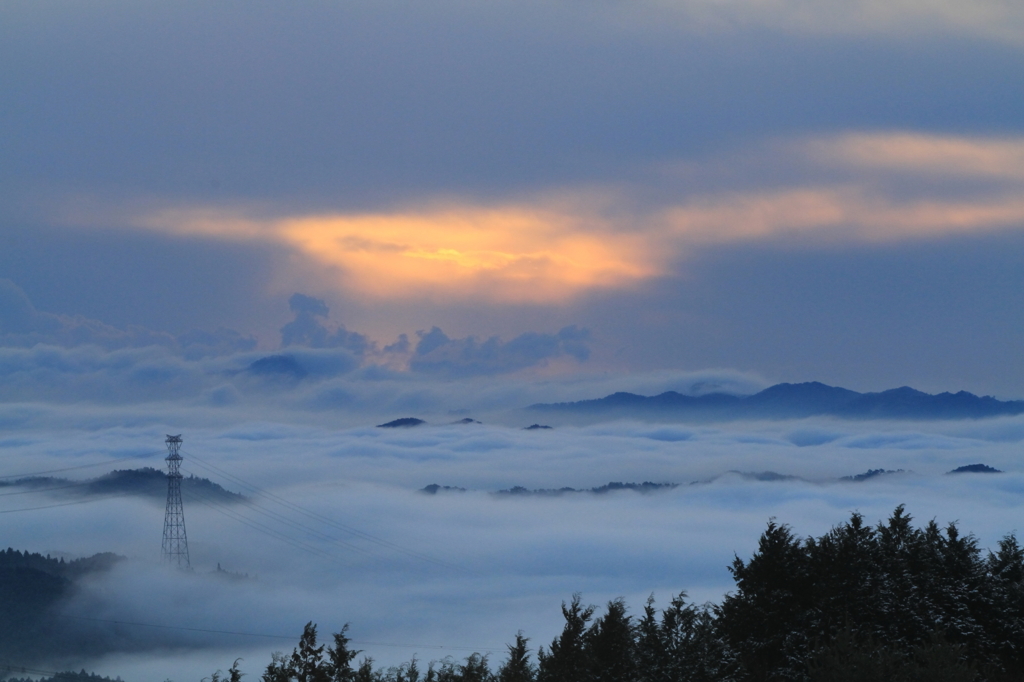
[3,0,1023,395]
[3,2,1024,679]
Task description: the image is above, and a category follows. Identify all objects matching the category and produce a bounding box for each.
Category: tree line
[227,506,1024,682]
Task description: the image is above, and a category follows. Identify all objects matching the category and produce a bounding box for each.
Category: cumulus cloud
[274,292,590,377]
[410,325,591,377]
[280,293,372,355]
[0,323,606,412]
[0,283,597,391]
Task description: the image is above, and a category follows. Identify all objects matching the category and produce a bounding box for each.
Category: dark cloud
[280,293,373,355]
[383,333,411,355]
[277,294,591,377]
[176,328,258,360]
[288,293,329,318]
[410,325,592,377]
[574,230,1024,397]
[0,224,279,338]
[2,2,1021,207]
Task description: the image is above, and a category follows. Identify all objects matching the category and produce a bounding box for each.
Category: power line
[0,662,66,677]
[66,615,295,641]
[0,465,384,566]
[64,615,504,653]
[0,492,136,514]
[0,446,452,569]
[182,451,458,571]
[180,486,342,562]
[180,469,384,560]
[0,481,93,497]
[0,451,163,481]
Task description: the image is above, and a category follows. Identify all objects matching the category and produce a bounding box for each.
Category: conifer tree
[291,622,331,682]
[327,624,362,682]
[459,654,491,682]
[262,653,293,682]
[635,596,668,682]
[536,594,594,682]
[719,520,813,681]
[987,534,1024,674]
[497,633,535,682]
[353,658,377,682]
[228,659,244,682]
[585,598,636,682]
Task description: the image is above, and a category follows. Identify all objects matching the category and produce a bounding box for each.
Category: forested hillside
[6,507,1023,681]
[242,507,1024,682]
[0,550,124,662]
[0,468,244,504]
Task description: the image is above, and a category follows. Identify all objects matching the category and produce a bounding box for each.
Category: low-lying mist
[3,389,1024,681]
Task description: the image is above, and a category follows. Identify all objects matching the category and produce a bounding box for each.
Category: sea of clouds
[3,355,1024,681]
[1,289,1022,680]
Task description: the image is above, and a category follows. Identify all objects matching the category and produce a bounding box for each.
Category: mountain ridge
[529,381,1024,422]
[0,467,245,503]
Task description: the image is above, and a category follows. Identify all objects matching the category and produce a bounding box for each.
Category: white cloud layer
[3,387,1024,681]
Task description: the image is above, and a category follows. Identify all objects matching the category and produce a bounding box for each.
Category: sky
[2,0,1023,394]
[3,1,1024,679]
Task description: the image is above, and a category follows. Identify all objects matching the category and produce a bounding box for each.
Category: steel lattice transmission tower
[161,435,191,569]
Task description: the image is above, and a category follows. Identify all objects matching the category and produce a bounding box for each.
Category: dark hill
[0,467,245,503]
[377,417,426,428]
[0,549,125,663]
[529,382,1024,422]
[948,463,1003,474]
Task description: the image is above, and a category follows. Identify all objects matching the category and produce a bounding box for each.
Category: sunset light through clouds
[128,132,1024,306]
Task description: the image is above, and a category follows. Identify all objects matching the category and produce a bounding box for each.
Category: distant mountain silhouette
[529,382,1024,422]
[377,417,426,428]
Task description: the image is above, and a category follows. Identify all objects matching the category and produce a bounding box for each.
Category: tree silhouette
[496,633,534,682]
[537,594,594,682]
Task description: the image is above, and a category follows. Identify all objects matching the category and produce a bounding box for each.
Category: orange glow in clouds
[145,206,659,303]
[278,209,658,302]
[136,132,1024,305]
